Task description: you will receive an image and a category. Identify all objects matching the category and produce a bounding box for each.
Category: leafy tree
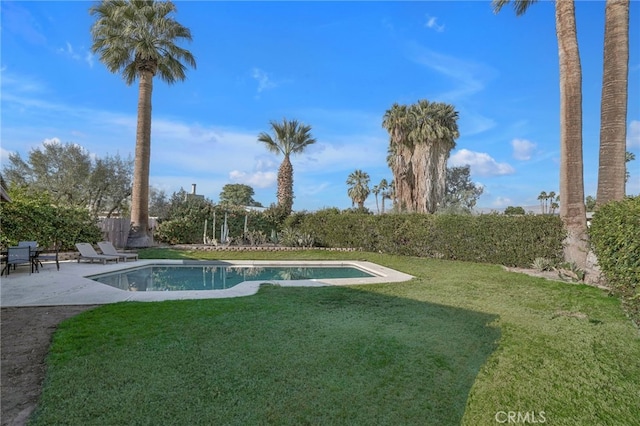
[88,153,133,217]
[164,188,213,221]
[504,206,526,215]
[2,140,132,217]
[90,0,196,247]
[495,0,588,269]
[441,165,484,213]
[257,118,316,215]
[585,195,597,212]
[346,169,370,209]
[383,100,459,213]
[219,184,263,207]
[597,0,629,206]
[149,187,170,219]
[4,141,91,205]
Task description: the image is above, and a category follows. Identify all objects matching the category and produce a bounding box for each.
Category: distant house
[184,183,205,202]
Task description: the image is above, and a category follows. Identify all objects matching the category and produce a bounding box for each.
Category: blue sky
[1,1,639,212]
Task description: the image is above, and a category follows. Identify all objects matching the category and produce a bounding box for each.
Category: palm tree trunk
[434,144,450,213]
[411,142,432,213]
[394,145,413,212]
[556,0,588,269]
[278,155,294,215]
[597,0,629,205]
[128,70,154,248]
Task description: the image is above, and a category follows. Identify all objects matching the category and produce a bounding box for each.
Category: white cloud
[0,147,13,166]
[85,52,94,68]
[298,182,330,196]
[229,170,277,188]
[58,42,81,61]
[459,109,496,136]
[251,68,276,93]
[43,137,62,144]
[425,15,445,32]
[449,148,515,176]
[511,138,537,160]
[405,42,496,101]
[492,197,513,208]
[627,120,640,148]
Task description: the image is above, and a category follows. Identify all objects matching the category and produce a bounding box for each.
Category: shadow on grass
[33,285,500,425]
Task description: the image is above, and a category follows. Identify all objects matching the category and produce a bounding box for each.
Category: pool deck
[0,260,413,307]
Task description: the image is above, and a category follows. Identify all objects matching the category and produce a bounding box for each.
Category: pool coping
[0,260,414,307]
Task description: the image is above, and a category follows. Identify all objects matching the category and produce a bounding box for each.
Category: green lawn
[31,249,640,425]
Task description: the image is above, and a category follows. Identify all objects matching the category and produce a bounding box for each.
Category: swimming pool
[90,264,376,292]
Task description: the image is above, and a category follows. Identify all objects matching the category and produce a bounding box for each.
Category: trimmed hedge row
[288,210,565,268]
[589,196,640,325]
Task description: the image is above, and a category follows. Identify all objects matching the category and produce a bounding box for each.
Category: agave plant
[531,257,554,272]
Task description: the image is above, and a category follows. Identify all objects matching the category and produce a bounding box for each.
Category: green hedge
[589,196,640,324]
[291,211,565,268]
[0,190,102,251]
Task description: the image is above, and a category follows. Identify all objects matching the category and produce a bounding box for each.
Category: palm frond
[90,0,195,86]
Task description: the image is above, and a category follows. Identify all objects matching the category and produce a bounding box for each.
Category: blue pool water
[89,264,375,291]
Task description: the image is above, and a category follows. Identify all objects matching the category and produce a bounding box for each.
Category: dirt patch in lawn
[1,305,99,426]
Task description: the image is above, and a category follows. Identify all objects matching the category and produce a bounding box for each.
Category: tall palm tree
[597,0,629,206]
[408,100,459,213]
[257,118,316,215]
[346,169,371,209]
[90,0,196,248]
[547,191,557,214]
[538,190,548,214]
[494,0,588,269]
[382,100,459,213]
[382,104,411,212]
[372,184,381,214]
[378,178,389,214]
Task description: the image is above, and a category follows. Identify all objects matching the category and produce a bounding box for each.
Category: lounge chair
[97,241,139,262]
[75,243,119,264]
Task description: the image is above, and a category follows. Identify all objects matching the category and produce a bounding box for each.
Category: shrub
[589,196,640,324]
[155,203,279,245]
[531,257,555,271]
[0,189,101,251]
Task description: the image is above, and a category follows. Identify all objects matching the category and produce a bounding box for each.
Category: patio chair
[18,241,38,250]
[2,246,32,276]
[75,243,119,264]
[97,241,139,262]
[38,242,60,271]
[18,241,43,272]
